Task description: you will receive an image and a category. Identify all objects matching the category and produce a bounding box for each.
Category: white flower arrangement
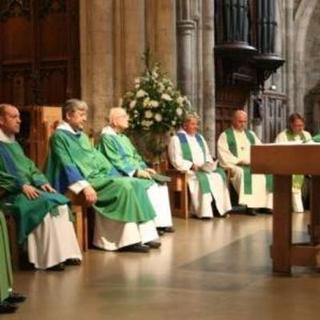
[122,64,191,134]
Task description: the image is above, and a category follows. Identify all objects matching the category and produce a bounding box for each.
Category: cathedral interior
[1,0,320,319]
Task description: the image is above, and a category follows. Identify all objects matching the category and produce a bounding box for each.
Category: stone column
[177,0,196,105]
[285,0,294,114]
[202,0,216,155]
[145,0,177,82]
[79,0,113,131]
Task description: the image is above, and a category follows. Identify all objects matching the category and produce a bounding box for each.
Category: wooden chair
[166,157,232,220]
[166,167,190,219]
[64,191,94,251]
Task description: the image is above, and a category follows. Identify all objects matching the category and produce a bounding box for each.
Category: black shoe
[47,263,65,271]
[257,208,273,214]
[163,226,175,233]
[215,213,230,218]
[119,243,150,253]
[145,241,161,249]
[0,301,18,314]
[5,292,26,304]
[157,228,165,236]
[64,259,82,266]
[246,208,257,216]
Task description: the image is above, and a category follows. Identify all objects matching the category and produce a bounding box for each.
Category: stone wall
[79,0,176,132]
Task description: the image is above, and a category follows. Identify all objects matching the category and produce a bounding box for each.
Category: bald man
[0,104,82,271]
[96,107,174,233]
[217,110,273,214]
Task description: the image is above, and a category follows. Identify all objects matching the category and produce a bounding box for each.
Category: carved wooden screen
[0,0,80,106]
[215,86,251,141]
[248,91,288,142]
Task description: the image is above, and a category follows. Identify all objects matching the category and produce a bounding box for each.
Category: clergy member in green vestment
[168,113,232,218]
[0,104,82,271]
[275,113,311,212]
[96,107,173,233]
[217,110,273,213]
[0,209,27,313]
[46,99,160,253]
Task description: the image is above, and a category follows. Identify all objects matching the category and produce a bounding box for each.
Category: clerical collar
[0,128,15,143]
[232,127,245,133]
[57,121,82,136]
[178,129,196,137]
[101,125,117,136]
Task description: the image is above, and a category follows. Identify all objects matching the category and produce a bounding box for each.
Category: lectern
[251,144,320,274]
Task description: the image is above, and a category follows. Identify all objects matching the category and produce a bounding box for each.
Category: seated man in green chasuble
[217,110,273,214]
[275,113,311,212]
[46,99,160,253]
[168,113,232,218]
[0,210,26,314]
[0,104,82,271]
[96,107,173,234]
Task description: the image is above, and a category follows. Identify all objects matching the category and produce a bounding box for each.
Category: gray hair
[183,112,200,124]
[108,107,127,125]
[62,99,88,119]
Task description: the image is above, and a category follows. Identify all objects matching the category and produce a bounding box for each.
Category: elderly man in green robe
[0,104,82,271]
[96,107,173,234]
[46,99,160,253]
[0,210,26,314]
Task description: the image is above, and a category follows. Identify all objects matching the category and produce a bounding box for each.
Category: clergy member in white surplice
[96,107,174,234]
[168,113,232,218]
[275,113,311,212]
[217,110,273,212]
[0,104,82,271]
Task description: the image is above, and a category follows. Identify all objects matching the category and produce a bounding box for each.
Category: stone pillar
[202,0,216,155]
[177,0,196,105]
[79,0,113,131]
[145,0,177,82]
[285,0,294,114]
[177,20,196,103]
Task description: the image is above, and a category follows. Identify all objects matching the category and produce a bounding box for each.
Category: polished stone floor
[6,212,320,320]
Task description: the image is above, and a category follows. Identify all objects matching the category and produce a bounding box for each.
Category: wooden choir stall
[251,144,320,274]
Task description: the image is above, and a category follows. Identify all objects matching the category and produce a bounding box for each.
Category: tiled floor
[7,212,320,320]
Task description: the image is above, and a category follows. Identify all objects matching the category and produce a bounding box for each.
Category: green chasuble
[46,129,156,223]
[0,141,69,244]
[225,128,272,194]
[175,132,226,194]
[96,130,148,176]
[285,130,306,189]
[97,130,171,185]
[0,210,13,302]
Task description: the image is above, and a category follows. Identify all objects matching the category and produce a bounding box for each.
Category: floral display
[121,65,191,134]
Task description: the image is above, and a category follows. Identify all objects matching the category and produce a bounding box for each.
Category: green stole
[285,130,306,189]
[176,132,226,194]
[225,128,273,194]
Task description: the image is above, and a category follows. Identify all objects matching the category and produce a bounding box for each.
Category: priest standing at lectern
[217,110,273,214]
[96,107,174,234]
[0,104,82,271]
[168,113,232,218]
[274,113,311,212]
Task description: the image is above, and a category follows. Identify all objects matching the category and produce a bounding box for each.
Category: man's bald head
[108,107,129,131]
[0,104,21,135]
[231,109,248,131]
